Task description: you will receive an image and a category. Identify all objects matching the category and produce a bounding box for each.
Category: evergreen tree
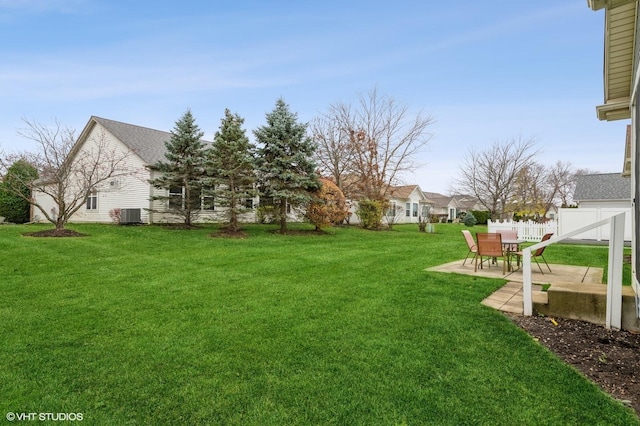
[150,110,206,226]
[254,98,320,233]
[0,159,38,223]
[206,109,257,233]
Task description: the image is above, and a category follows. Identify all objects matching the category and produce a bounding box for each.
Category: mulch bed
[507,313,640,417]
[23,229,88,237]
[209,229,249,239]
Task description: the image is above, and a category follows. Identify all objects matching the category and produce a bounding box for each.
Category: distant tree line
[454,137,597,221]
[0,88,433,233]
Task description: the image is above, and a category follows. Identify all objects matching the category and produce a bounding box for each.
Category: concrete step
[533,283,640,331]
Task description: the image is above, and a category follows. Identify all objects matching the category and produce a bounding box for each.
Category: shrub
[109,208,121,224]
[356,198,387,230]
[306,179,349,230]
[0,160,38,223]
[256,204,279,224]
[470,210,489,225]
[463,211,478,226]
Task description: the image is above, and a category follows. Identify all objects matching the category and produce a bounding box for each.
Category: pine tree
[150,110,206,226]
[254,98,320,233]
[206,109,256,233]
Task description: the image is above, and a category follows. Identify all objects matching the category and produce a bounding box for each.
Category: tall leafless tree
[455,136,539,219]
[0,118,136,232]
[509,161,557,220]
[311,105,356,197]
[547,161,577,208]
[312,87,434,201]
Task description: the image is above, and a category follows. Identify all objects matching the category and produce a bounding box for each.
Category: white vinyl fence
[557,207,632,242]
[487,220,558,242]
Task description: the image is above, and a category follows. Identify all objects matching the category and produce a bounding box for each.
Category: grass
[519,239,632,285]
[0,222,637,425]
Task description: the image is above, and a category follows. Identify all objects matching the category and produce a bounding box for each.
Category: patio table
[502,239,525,271]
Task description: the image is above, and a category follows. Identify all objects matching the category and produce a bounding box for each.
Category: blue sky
[0,0,628,194]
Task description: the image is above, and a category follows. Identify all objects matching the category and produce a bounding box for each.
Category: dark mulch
[268,229,331,236]
[23,229,88,237]
[209,229,248,239]
[508,313,640,417]
[157,223,201,230]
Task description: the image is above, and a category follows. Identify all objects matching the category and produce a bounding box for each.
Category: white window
[413,203,418,217]
[405,202,411,217]
[86,191,98,210]
[202,189,215,211]
[169,187,183,209]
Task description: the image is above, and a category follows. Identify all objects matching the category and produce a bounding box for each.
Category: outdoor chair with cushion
[461,230,477,266]
[475,232,507,274]
[515,232,553,274]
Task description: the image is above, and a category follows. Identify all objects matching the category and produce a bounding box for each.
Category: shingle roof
[92,116,173,165]
[573,173,631,201]
[389,185,419,199]
[92,116,211,166]
[454,196,480,210]
[423,191,452,208]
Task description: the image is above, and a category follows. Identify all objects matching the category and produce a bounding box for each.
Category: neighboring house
[558,172,632,241]
[423,192,451,221]
[387,185,430,224]
[423,192,485,222]
[346,184,429,225]
[31,116,265,224]
[588,2,640,307]
[448,194,485,221]
[573,173,631,209]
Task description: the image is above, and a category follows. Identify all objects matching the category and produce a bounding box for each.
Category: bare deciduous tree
[311,106,356,197]
[548,161,577,208]
[0,118,136,232]
[509,161,557,220]
[455,136,539,219]
[312,87,434,200]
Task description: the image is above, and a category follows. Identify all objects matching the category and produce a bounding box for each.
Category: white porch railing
[488,219,558,242]
[522,212,625,329]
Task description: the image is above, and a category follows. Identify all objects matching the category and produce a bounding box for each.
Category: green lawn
[1,223,637,425]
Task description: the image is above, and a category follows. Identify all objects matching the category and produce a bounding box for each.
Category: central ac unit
[120,208,141,225]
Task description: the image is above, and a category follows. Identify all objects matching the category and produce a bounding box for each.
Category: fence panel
[558,207,632,241]
[487,220,558,242]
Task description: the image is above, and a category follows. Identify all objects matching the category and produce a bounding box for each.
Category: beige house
[387,185,430,224]
[346,184,431,225]
[31,116,262,224]
[423,192,485,222]
[588,0,640,314]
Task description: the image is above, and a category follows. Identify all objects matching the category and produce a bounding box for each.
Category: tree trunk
[229,196,238,233]
[279,199,288,233]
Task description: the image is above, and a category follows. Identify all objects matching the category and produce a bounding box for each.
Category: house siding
[32,122,152,224]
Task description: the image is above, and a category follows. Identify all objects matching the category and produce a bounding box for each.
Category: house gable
[91,116,174,166]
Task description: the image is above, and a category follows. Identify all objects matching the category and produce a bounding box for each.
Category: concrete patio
[426,259,604,315]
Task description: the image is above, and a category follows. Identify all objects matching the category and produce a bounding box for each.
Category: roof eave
[591,0,637,121]
[595,99,632,120]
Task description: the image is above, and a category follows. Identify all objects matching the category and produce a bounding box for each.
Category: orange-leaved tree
[306,178,348,230]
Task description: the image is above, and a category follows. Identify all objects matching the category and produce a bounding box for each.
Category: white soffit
[596,0,637,120]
